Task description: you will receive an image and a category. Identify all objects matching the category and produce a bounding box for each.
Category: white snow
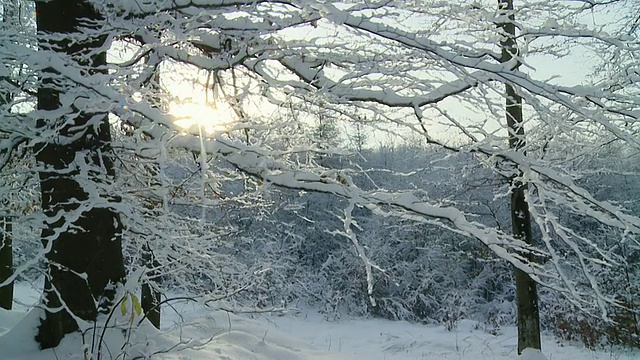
[521,348,549,360]
[0,282,638,360]
[248,314,640,360]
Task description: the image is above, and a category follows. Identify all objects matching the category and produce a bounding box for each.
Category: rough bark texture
[498,0,542,354]
[35,0,125,349]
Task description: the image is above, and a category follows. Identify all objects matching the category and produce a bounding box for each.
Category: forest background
[0,0,639,357]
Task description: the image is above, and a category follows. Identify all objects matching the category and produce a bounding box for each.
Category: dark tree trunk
[141,242,161,329]
[498,0,542,354]
[0,0,19,312]
[0,217,12,310]
[35,0,125,349]
[511,188,541,353]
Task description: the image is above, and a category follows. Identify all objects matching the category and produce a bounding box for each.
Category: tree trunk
[498,0,542,354]
[35,0,125,349]
[0,0,20,312]
[141,242,161,329]
[0,217,12,310]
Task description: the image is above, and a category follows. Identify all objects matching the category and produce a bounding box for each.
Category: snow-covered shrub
[538,212,640,348]
[221,146,521,328]
[542,296,640,349]
[143,143,518,328]
[540,247,640,350]
[365,217,516,328]
[537,166,640,349]
[0,156,42,282]
[229,189,373,318]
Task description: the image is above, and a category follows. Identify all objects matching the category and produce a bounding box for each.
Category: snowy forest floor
[0,282,638,359]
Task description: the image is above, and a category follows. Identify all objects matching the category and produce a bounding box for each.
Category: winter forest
[0,0,639,359]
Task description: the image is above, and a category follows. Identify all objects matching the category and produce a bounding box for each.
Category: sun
[170,100,236,134]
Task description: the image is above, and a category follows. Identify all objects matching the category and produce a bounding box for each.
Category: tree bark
[141,242,161,329]
[0,0,20,312]
[0,217,12,310]
[497,0,542,354]
[35,0,125,349]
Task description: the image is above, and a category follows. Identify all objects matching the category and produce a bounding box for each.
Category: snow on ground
[249,311,639,360]
[1,282,639,360]
[0,283,352,360]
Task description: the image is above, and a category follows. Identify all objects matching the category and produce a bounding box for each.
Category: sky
[104,0,626,150]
